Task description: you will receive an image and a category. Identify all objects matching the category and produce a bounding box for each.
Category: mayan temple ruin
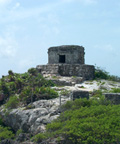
[36,45,95,80]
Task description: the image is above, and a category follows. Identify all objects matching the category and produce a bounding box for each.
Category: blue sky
[0,0,120,77]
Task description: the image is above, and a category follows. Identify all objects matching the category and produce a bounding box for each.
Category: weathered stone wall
[48,45,85,64]
[36,64,95,80]
[37,64,60,75]
[58,64,95,80]
[104,93,120,104]
[71,90,89,100]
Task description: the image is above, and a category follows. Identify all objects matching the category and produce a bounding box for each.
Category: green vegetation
[32,133,47,143]
[16,129,23,136]
[110,88,120,93]
[95,66,120,82]
[0,68,58,108]
[72,76,77,78]
[95,66,109,80]
[5,95,19,109]
[0,68,59,142]
[0,66,120,143]
[0,126,14,141]
[91,90,103,98]
[33,98,120,144]
[60,90,70,96]
[52,76,58,79]
[0,116,14,141]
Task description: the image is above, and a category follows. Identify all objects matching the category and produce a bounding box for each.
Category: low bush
[95,66,109,80]
[61,96,110,112]
[46,104,120,144]
[0,69,56,105]
[110,88,120,93]
[0,126,14,141]
[28,68,38,76]
[61,98,91,111]
[32,133,47,143]
[0,116,4,126]
[60,90,70,96]
[16,129,23,136]
[20,86,58,104]
[95,66,120,82]
[91,90,103,98]
[5,95,19,109]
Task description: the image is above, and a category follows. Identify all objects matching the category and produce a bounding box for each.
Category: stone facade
[48,45,85,64]
[37,64,95,80]
[104,93,120,104]
[37,45,95,80]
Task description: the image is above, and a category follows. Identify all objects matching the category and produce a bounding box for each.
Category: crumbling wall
[36,64,95,80]
[58,64,95,80]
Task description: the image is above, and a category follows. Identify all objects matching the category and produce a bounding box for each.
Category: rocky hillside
[0,67,120,144]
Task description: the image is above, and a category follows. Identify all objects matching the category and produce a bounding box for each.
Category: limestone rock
[0,97,69,134]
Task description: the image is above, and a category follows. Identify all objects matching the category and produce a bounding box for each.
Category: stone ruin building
[36,45,95,80]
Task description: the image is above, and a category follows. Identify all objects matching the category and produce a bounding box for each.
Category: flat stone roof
[48,45,84,51]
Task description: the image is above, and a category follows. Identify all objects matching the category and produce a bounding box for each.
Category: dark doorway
[59,55,65,63]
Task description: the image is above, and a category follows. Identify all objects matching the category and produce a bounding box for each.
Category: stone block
[71,90,89,100]
[104,93,120,104]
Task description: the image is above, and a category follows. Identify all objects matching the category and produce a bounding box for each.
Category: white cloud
[0,36,17,58]
[94,44,114,51]
[85,0,96,3]
[0,1,61,23]
[19,58,36,69]
[13,2,20,9]
[93,44,117,56]
[0,0,11,5]
[62,0,97,4]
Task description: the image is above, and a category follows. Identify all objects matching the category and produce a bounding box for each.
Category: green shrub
[5,95,19,109]
[95,66,109,80]
[60,90,70,96]
[62,98,90,111]
[0,82,10,97]
[32,133,47,143]
[28,68,37,76]
[46,104,120,144]
[61,100,73,111]
[9,82,16,92]
[92,90,103,98]
[15,78,23,89]
[8,70,14,76]
[0,68,56,105]
[95,66,120,82]
[0,126,14,140]
[110,88,120,93]
[20,86,58,104]
[0,116,4,126]
[39,87,59,99]
[16,129,23,136]
[62,97,110,112]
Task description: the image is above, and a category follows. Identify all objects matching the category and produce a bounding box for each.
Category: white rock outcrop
[0,96,69,134]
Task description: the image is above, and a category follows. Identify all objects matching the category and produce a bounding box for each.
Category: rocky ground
[0,75,120,144]
[47,75,120,92]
